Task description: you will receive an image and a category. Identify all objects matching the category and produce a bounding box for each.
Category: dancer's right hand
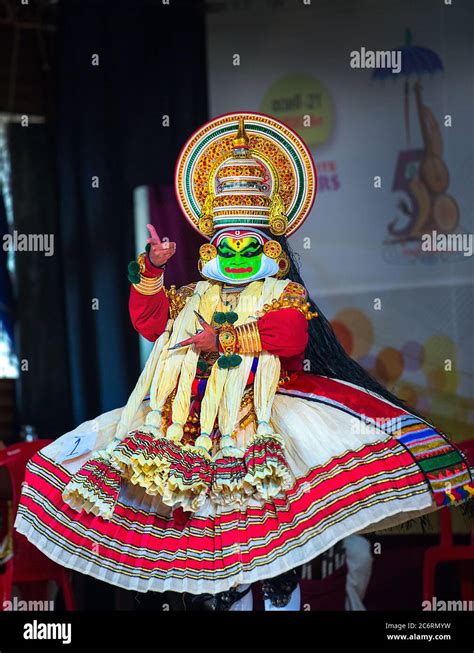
[146,224,176,267]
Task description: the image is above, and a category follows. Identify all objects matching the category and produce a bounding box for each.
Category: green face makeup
[217,236,263,280]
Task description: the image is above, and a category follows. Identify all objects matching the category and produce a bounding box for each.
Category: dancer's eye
[218,248,234,258]
[242,245,262,258]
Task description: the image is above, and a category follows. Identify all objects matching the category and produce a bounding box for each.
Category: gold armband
[132,253,164,296]
[133,274,164,295]
[235,321,262,354]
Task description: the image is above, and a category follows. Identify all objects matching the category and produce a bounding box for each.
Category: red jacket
[129,256,309,371]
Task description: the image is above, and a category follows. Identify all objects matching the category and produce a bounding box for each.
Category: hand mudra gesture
[146,224,176,267]
[171,311,218,353]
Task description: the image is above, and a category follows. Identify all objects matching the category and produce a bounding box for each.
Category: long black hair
[276,235,415,413]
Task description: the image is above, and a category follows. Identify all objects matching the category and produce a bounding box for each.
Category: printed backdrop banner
[206,0,474,439]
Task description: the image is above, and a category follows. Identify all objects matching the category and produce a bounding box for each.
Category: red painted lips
[224,266,253,273]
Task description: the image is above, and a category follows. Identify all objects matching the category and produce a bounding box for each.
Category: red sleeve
[257,307,309,358]
[128,256,170,342]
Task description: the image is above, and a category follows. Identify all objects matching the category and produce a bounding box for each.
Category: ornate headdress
[175,112,317,281]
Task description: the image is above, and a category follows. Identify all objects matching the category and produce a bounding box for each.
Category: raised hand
[146,223,176,267]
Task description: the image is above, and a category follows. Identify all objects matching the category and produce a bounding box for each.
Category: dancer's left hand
[176,312,218,353]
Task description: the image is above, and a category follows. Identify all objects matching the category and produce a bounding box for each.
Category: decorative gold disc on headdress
[199,243,217,262]
[263,240,283,259]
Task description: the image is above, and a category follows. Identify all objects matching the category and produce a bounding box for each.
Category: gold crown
[176,112,316,240]
[198,118,287,237]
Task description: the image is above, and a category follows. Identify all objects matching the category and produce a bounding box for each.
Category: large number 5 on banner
[388,149,431,241]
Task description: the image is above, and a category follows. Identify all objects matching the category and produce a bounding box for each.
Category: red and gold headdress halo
[174,112,317,240]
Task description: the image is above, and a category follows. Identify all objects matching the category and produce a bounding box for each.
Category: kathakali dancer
[15,113,473,610]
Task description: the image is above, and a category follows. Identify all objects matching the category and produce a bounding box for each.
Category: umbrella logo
[374,30,461,252]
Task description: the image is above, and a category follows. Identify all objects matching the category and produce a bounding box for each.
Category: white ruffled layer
[13,388,440,594]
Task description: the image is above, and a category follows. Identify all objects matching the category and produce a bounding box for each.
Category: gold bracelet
[218,325,238,356]
[235,321,262,354]
[132,273,164,296]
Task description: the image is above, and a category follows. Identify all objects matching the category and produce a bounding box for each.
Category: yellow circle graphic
[333,309,374,360]
[260,74,334,147]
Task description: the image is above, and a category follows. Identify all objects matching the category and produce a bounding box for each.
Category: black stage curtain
[10,0,208,610]
[55,0,208,425]
[46,0,207,430]
[9,123,73,439]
